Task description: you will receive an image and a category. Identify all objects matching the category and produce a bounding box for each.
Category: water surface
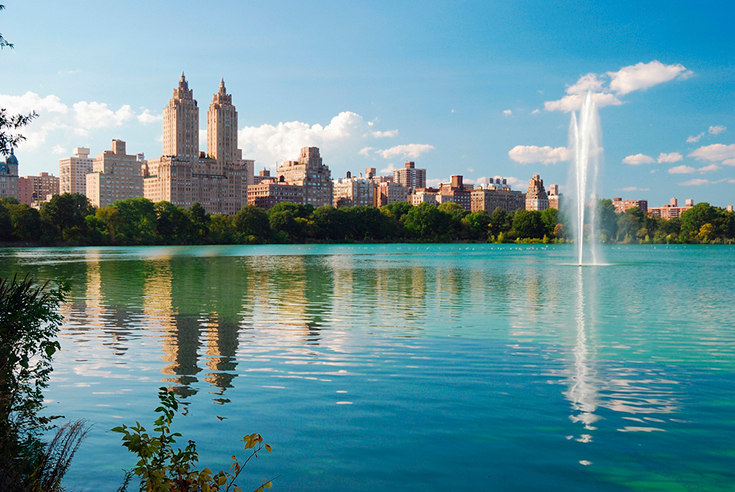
[1,244,733,491]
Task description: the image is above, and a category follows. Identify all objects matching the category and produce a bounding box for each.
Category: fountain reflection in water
[569,92,602,266]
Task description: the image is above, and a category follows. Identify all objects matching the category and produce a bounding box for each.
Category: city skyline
[0,1,733,207]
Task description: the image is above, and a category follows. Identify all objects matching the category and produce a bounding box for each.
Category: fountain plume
[569,92,602,265]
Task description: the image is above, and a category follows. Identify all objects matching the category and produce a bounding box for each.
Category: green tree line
[1,194,733,246]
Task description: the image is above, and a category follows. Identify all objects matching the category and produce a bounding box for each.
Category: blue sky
[1,0,734,207]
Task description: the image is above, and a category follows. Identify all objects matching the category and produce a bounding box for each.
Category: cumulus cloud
[0,91,68,115]
[545,61,690,112]
[679,178,710,186]
[531,109,540,115]
[370,129,398,138]
[687,133,705,143]
[657,152,683,163]
[73,101,135,130]
[508,145,570,164]
[51,145,67,155]
[622,153,655,165]
[668,165,696,174]
[607,61,690,95]
[138,109,162,124]
[698,164,721,173]
[379,163,396,174]
[503,110,512,116]
[377,144,435,159]
[723,159,735,167]
[688,144,735,162]
[238,111,432,167]
[709,125,726,135]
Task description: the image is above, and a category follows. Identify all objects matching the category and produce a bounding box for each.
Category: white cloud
[688,143,735,162]
[531,109,540,115]
[467,168,475,173]
[657,152,683,163]
[0,91,68,115]
[698,164,721,173]
[370,129,398,138]
[687,132,705,143]
[450,109,455,113]
[238,111,417,167]
[607,61,691,95]
[503,110,512,116]
[544,61,690,113]
[722,159,735,167]
[618,187,650,192]
[668,165,696,174]
[51,145,67,155]
[709,125,726,135]
[622,153,655,165]
[138,109,162,124]
[73,101,135,129]
[679,178,710,186]
[508,145,570,164]
[377,144,435,159]
[544,92,622,113]
[380,163,396,174]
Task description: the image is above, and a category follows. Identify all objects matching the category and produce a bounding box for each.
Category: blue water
[1,244,734,491]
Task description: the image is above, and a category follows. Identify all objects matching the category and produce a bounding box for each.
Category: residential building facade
[0,148,19,200]
[612,197,648,214]
[438,175,472,210]
[18,172,59,205]
[393,161,426,190]
[247,178,304,209]
[471,178,525,213]
[86,140,144,208]
[333,174,375,207]
[525,173,549,211]
[648,198,693,220]
[59,147,94,195]
[278,147,333,208]
[375,181,409,206]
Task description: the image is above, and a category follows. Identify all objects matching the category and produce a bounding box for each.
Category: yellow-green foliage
[112,388,273,492]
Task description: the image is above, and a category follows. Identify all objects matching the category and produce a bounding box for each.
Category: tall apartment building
[0,148,19,200]
[247,178,304,209]
[648,198,693,220]
[86,140,144,207]
[163,73,199,160]
[278,147,333,208]
[59,147,94,195]
[471,178,525,213]
[525,174,549,211]
[375,182,409,206]
[144,75,249,215]
[547,184,562,210]
[333,174,375,207]
[18,172,59,205]
[612,197,648,214]
[411,187,439,206]
[438,175,472,210]
[392,161,426,190]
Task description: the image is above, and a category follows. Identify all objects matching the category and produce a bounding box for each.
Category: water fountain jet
[569,92,602,266]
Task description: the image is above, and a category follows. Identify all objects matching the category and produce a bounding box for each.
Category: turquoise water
[1,244,734,491]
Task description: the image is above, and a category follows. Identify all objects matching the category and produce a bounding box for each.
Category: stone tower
[206,78,239,165]
[525,173,549,211]
[163,73,199,160]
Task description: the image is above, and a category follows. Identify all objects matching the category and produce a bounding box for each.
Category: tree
[681,203,719,242]
[512,210,545,239]
[462,211,491,240]
[40,193,95,243]
[0,275,88,491]
[312,205,349,241]
[404,203,448,239]
[488,207,510,238]
[187,202,211,242]
[597,199,618,241]
[155,201,195,244]
[234,205,271,242]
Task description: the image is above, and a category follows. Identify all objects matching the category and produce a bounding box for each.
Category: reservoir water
[1,244,734,491]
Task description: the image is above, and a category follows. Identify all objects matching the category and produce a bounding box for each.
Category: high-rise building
[207,79,238,164]
[438,175,472,210]
[0,148,19,200]
[278,147,333,208]
[471,178,525,213]
[525,174,548,211]
[547,184,562,210]
[86,140,144,207]
[648,198,693,220]
[393,161,426,190]
[18,172,59,205]
[59,147,94,195]
[333,174,375,207]
[411,187,439,206]
[247,177,304,209]
[375,181,409,206]
[163,73,199,160]
[612,197,648,214]
[145,75,249,215]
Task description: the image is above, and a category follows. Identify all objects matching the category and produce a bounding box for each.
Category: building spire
[219,78,226,94]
